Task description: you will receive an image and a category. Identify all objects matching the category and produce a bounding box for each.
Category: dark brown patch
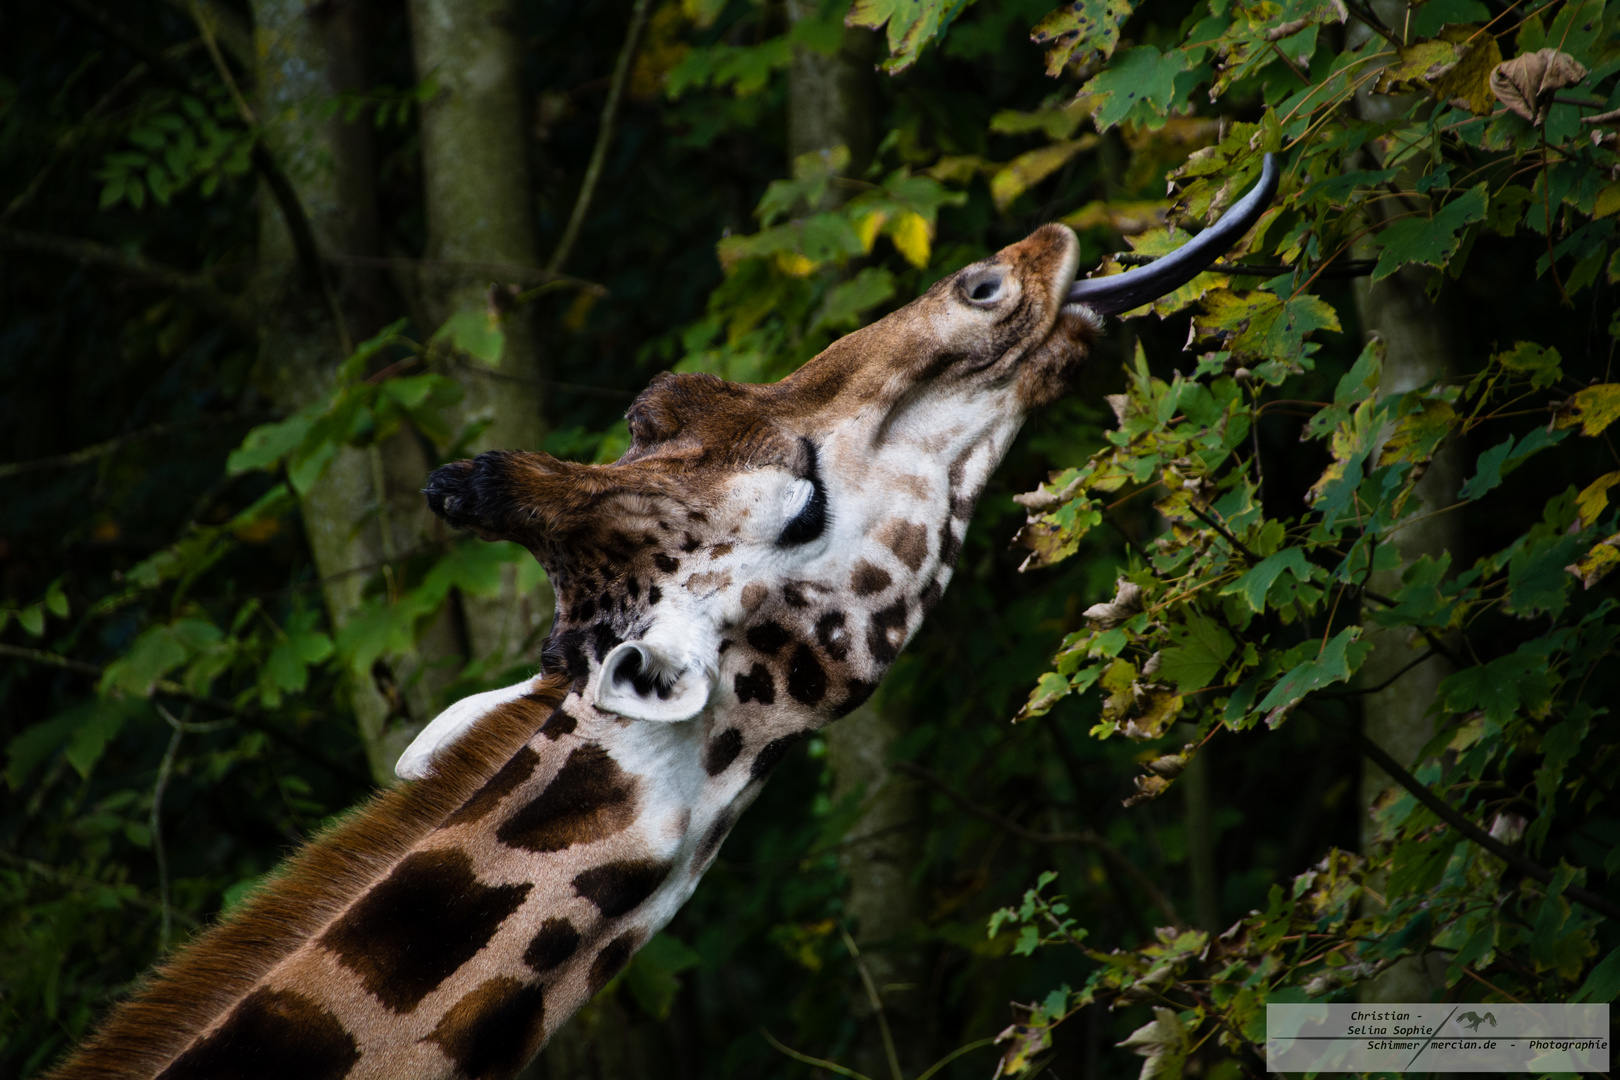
[938,521,963,570]
[866,598,910,665]
[425,976,547,1079]
[786,643,828,705]
[850,560,892,596]
[749,733,804,781]
[815,611,850,660]
[588,932,642,993]
[704,728,743,775]
[540,709,577,740]
[572,858,672,917]
[709,542,734,558]
[880,519,930,571]
[918,578,944,613]
[444,746,540,827]
[781,582,810,607]
[156,988,358,1080]
[733,663,776,705]
[680,532,701,552]
[653,553,679,573]
[496,744,637,853]
[746,620,792,655]
[835,678,877,718]
[523,917,582,973]
[320,849,531,1013]
[694,810,736,868]
[740,582,768,611]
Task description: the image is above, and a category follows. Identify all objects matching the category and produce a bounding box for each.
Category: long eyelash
[778,439,829,546]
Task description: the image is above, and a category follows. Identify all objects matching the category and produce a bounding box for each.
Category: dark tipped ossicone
[1068,152,1280,316]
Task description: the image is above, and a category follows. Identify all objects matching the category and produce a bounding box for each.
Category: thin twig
[0,413,258,480]
[0,226,255,334]
[896,761,1184,928]
[150,705,187,951]
[760,1028,874,1080]
[1186,503,1260,562]
[1317,647,1439,698]
[1353,731,1620,922]
[545,0,654,275]
[841,927,905,1080]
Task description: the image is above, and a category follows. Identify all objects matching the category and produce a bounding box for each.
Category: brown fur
[47,674,571,1080]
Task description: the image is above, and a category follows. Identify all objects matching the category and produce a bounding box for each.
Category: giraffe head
[426,223,1091,741]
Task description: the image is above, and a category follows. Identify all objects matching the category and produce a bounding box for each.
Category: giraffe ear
[594,640,713,722]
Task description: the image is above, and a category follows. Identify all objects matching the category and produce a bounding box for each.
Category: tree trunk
[1351,9,1463,999]
[408,0,554,672]
[251,0,460,784]
[786,0,878,181]
[826,701,929,1079]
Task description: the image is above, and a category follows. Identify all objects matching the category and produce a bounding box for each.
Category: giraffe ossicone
[55,160,1276,1080]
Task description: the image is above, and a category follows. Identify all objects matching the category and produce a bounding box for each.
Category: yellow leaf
[852,209,887,254]
[1375,40,1460,94]
[1377,399,1458,466]
[774,251,817,277]
[1552,383,1620,437]
[1060,199,1170,234]
[990,137,1097,212]
[888,210,932,269]
[1568,532,1620,589]
[1432,26,1503,115]
[1575,470,1620,528]
[1595,182,1620,219]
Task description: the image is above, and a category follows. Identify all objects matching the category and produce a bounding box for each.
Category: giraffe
[51,156,1277,1080]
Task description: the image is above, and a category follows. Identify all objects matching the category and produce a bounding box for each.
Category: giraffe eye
[778,442,827,546]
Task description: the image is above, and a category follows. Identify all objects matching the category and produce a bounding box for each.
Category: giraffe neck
[52,671,791,1080]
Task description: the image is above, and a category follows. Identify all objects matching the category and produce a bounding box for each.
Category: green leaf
[1221,548,1313,612]
[64,703,129,779]
[1505,531,1583,617]
[1495,340,1562,389]
[44,578,69,618]
[1255,626,1368,713]
[623,933,703,1019]
[1458,436,1514,500]
[99,629,183,697]
[434,309,505,368]
[847,0,971,72]
[228,410,316,475]
[1438,649,1553,726]
[1081,46,1191,131]
[17,604,44,637]
[811,267,895,333]
[1369,183,1488,280]
[5,712,81,788]
[1572,945,1620,1002]
[1157,613,1237,692]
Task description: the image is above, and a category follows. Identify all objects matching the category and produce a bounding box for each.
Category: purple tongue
[1067,153,1280,316]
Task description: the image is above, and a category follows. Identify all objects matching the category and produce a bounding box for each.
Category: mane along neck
[51,674,570,1080]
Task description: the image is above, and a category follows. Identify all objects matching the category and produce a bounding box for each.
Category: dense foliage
[3,0,1617,1078]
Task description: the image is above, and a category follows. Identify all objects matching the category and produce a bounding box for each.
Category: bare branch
[0,226,255,333]
[1353,731,1620,922]
[546,0,654,275]
[895,761,1185,928]
[0,413,259,481]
